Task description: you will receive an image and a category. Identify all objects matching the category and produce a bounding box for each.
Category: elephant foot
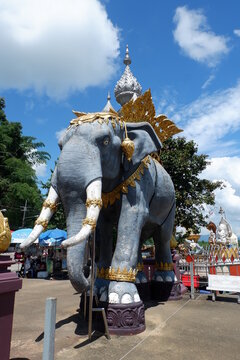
[108,281,140,304]
[135,271,148,284]
[94,278,109,302]
[153,270,175,282]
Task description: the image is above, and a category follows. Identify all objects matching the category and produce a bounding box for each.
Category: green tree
[0,98,50,229]
[160,137,222,236]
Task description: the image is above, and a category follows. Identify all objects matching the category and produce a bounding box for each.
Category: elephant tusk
[61,178,102,248]
[20,186,59,249]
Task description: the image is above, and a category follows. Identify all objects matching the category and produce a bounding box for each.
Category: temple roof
[102,92,116,113]
[114,45,142,106]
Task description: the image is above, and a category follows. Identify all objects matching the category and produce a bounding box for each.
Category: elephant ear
[123,122,162,169]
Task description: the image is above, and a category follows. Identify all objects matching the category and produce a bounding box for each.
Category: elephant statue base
[100,300,145,335]
[79,295,145,335]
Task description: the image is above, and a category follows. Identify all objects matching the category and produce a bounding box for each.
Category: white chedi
[216,217,238,246]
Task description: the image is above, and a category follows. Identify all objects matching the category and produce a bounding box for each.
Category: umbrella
[11,228,38,244]
[39,228,67,247]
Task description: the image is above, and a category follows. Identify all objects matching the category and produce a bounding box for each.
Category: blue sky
[1,0,240,235]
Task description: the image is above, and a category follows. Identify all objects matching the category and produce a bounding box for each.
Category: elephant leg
[153,204,175,282]
[108,195,147,304]
[135,239,147,284]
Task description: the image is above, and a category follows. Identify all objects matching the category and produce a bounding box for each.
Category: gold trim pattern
[35,218,48,230]
[82,217,97,230]
[155,262,174,271]
[102,155,150,208]
[43,199,58,212]
[85,199,103,209]
[97,267,137,282]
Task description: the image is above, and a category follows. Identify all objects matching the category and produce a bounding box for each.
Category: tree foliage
[160,137,222,236]
[0,98,50,229]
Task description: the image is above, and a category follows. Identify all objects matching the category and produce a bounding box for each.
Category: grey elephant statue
[20,108,176,305]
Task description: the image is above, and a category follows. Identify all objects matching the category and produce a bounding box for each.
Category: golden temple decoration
[0,211,11,253]
[43,199,58,212]
[35,218,48,230]
[97,266,137,282]
[85,199,103,209]
[82,217,97,230]
[155,262,174,271]
[121,89,183,142]
[102,155,151,208]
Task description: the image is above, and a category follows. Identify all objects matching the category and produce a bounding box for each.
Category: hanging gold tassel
[121,122,135,161]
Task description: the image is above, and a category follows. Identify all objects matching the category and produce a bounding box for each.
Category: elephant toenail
[134,294,140,302]
[121,294,132,304]
[109,292,120,303]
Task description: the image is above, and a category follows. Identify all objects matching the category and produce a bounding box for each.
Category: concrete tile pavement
[10,279,240,360]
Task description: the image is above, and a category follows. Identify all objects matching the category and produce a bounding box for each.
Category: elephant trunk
[64,178,102,293]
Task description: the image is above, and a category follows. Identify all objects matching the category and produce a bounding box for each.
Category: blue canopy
[39,228,67,247]
[11,228,37,244]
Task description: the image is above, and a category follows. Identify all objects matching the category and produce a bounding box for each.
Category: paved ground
[10,279,240,360]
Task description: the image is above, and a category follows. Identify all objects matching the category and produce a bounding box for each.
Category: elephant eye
[103,137,110,146]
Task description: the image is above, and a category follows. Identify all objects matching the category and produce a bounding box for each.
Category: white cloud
[234,29,240,37]
[173,81,240,156]
[200,158,240,236]
[201,157,240,190]
[0,0,119,99]
[32,163,47,177]
[173,6,229,66]
[201,74,215,89]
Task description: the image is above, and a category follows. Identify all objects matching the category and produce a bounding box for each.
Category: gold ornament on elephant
[121,122,135,161]
[97,266,137,282]
[0,211,11,253]
[121,89,183,142]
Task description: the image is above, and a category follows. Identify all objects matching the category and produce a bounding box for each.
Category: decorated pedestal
[0,255,22,360]
[104,301,145,335]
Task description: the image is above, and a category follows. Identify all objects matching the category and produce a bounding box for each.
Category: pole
[190,262,195,300]
[42,297,57,360]
[88,230,96,340]
[21,200,28,228]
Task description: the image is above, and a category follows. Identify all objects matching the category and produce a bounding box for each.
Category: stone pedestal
[0,255,22,360]
[104,301,145,335]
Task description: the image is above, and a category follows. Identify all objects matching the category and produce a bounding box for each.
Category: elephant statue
[20,110,175,305]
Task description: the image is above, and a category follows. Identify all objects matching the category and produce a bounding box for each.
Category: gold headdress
[121,89,183,142]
